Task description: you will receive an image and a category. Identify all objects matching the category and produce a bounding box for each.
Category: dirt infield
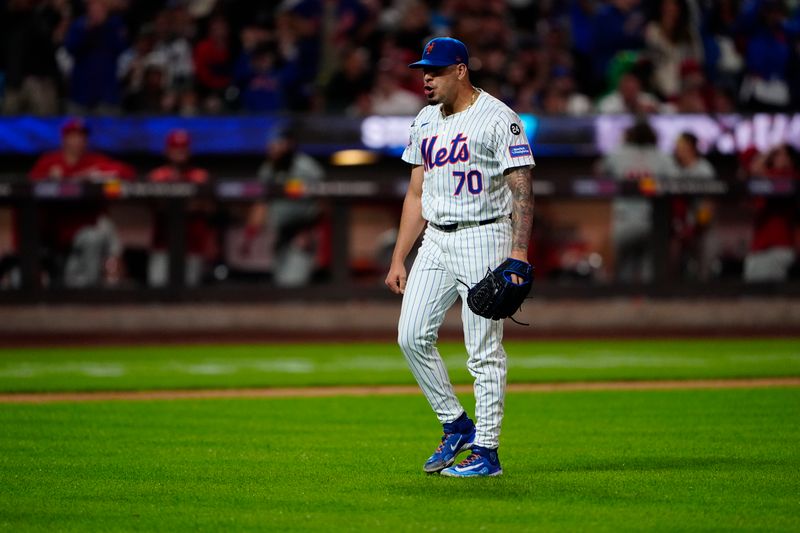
[2,377,798,403]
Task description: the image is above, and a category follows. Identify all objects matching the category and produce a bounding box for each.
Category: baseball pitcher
[385,37,535,477]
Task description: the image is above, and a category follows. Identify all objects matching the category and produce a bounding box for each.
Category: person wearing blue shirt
[64,0,128,112]
[234,42,289,113]
[736,0,796,109]
[592,0,647,90]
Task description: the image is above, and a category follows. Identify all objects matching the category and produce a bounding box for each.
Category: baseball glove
[466,258,534,323]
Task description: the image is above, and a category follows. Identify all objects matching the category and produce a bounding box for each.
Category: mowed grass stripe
[1,377,799,403]
[0,339,799,393]
[1,388,798,532]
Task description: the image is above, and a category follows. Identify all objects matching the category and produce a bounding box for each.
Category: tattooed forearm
[505,166,534,254]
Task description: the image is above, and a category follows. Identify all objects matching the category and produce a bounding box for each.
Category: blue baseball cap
[409,37,469,69]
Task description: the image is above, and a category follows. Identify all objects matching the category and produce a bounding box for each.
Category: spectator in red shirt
[147,129,213,287]
[192,15,232,113]
[743,143,799,282]
[28,118,135,287]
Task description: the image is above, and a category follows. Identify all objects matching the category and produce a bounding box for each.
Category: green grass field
[1,389,798,531]
[1,338,799,531]
[1,339,799,392]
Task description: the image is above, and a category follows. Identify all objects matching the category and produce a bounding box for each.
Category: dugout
[0,113,798,303]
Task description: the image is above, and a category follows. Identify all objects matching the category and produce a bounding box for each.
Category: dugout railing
[1,175,798,303]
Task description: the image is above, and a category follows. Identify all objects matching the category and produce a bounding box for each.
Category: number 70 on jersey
[453,170,483,195]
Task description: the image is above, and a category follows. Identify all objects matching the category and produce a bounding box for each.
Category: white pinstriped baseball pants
[398,219,512,449]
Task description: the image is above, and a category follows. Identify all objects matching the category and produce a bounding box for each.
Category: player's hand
[508,251,529,285]
[385,262,407,295]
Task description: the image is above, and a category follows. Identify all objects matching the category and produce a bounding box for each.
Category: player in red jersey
[743,144,799,282]
[28,118,135,287]
[30,124,135,182]
[147,129,213,287]
[147,129,209,185]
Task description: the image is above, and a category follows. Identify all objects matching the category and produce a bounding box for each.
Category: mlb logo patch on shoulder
[509,144,532,158]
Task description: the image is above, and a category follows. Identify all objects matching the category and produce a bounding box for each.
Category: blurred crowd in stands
[2,0,800,116]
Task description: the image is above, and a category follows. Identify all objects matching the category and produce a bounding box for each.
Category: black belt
[429,215,508,233]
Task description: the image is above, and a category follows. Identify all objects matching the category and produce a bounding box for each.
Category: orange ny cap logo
[426,42,435,55]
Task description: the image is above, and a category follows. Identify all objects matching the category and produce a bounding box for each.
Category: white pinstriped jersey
[401,90,536,225]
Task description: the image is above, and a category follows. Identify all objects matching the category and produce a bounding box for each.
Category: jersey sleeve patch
[509,144,532,158]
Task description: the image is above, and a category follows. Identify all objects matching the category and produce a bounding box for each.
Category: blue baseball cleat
[440,446,502,477]
[423,412,476,473]
[423,428,475,473]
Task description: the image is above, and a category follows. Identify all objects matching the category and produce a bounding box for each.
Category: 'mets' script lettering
[421,133,470,171]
